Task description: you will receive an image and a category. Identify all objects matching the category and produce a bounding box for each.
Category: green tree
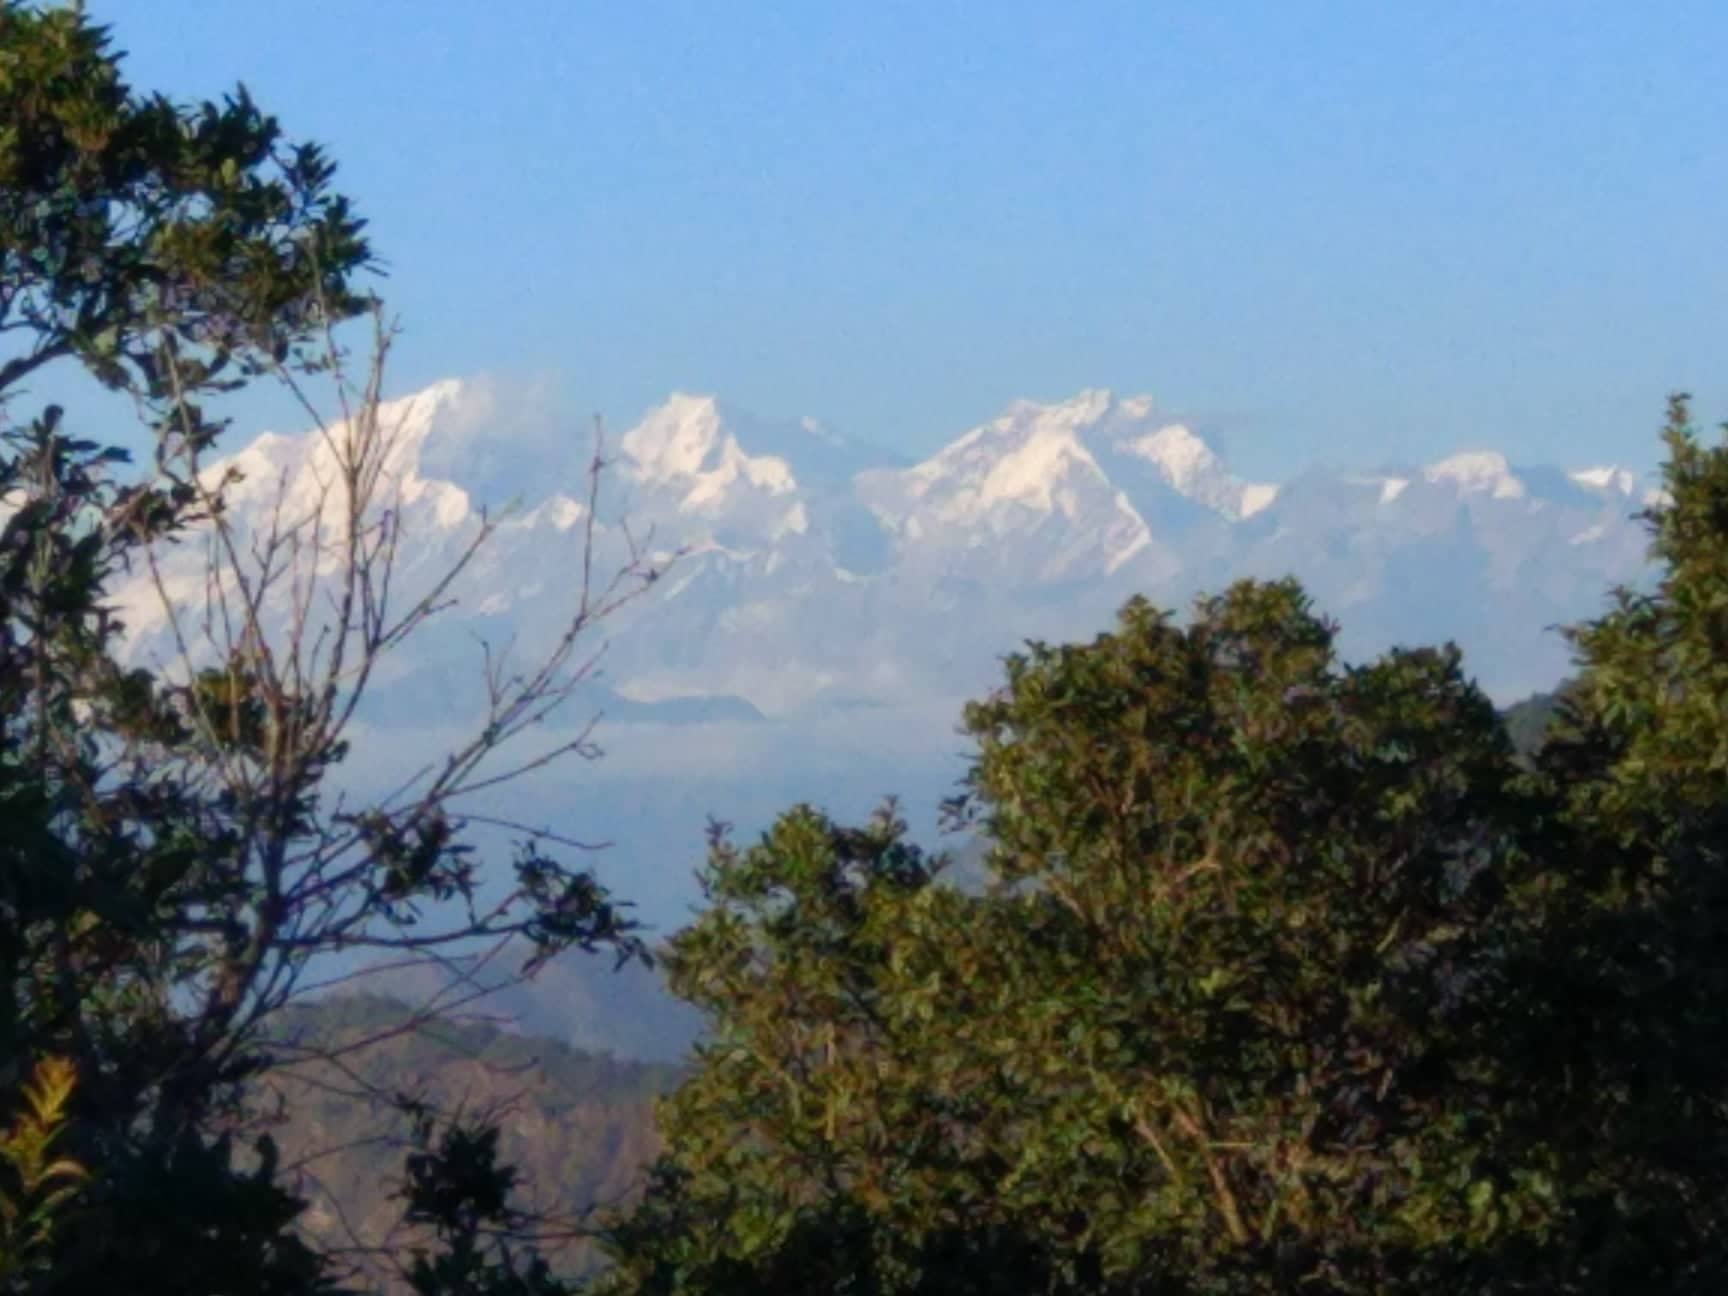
[1501,393,1728,1289]
[0,1,367,422]
[0,6,653,1290]
[0,1058,83,1289]
[396,1107,577,1296]
[598,405,1728,1293]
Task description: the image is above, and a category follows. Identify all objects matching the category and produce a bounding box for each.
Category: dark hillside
[256,996,679,1287]
[1503,685,1566,760]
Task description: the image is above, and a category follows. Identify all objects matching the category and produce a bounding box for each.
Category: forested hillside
[257,996,677,1288]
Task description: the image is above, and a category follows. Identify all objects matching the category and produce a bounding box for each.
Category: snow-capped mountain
[856,390,1279,585]
[857,391,1169,586]
[620,393,899,573]
[117,377,1654,718]
[614,386,1648,711]
[622,392,889,500]
[107,376,1658,924]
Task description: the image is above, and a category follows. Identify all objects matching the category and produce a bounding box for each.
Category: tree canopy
[0,6,649,1291]
[596,399,1728,1294]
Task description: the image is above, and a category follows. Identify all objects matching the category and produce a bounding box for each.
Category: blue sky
[91,1,1728,478]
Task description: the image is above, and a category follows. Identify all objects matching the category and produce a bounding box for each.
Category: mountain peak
[1120,422,1215,484]
[1568,464,1638,496]
[115,373,1661,735]
[887,390,1283,531]
[1108,419,1277,520]
[1060,387,1116,423]
[890,394,1111,515]
[620,392,736,482]
[1425,450,1526,499]
[977,421,1106,513]
[992,388,1116,437]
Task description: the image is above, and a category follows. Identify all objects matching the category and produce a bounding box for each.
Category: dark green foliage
[38,1127,336,1296]
[0,6,373,1283]
[1501,395,1728,1291]
[397,1112,575,1296]
[598,403,1728,1293]
[0,8,641,1291]
[0,2,370,415]
[600,605,1546,1293]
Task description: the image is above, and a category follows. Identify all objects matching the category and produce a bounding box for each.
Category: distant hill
[1503,684,1567,760]
[328,945,705,1064]
[256,995,679,1288]
[319,676,1572,1086]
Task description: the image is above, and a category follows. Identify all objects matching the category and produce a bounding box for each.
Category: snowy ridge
[115,378,1661,720]
[1569,465,1638,496]
[1117,423,1278,519]
[621,393,796,500]
[1424,450,1526,499]
[97,376,1673,940]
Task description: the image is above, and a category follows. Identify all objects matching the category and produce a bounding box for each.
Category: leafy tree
[0,1058,82,1288]
[598,405,1728,1293]
[396,1108,577,1296]
[0,6,655,1290]
[1502,393,1728,1290]
[0,1,367,425]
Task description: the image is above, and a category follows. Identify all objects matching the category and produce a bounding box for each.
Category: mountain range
[114,380,1657,927]
[181,377,1639,1283]
[609,385,1651,712]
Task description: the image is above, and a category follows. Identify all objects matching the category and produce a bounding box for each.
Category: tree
[0,1057,82,1288]
[597,405,1728,1293]
[1501,394,1728,1290]
[0,6,656,1290]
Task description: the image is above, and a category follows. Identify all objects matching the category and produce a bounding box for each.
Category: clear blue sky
[92,0,1728,478]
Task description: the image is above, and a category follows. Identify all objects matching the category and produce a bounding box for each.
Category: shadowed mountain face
[1502,685,1566,761]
